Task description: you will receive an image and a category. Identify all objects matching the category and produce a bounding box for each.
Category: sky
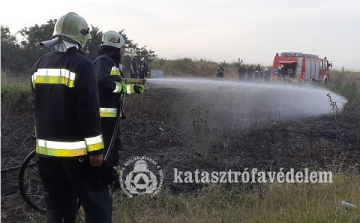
[2,0,360,70]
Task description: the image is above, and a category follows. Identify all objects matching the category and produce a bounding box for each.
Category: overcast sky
[2,0,359,70]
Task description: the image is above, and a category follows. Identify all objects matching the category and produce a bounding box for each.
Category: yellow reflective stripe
[127,84,133,94]
[100,108,117,117]
[85,135,104,152]
[87,142,104,152]
[32,68,76,88]
[36,146,87,157]
[36,137,103,157]
[110,66,120,76]
[33,76,75,88]
[85,135,103,145]
[37,139,86,150]
[113,82,123,93]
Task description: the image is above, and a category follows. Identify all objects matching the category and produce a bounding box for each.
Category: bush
[328,81,360,101]
[1,83,32,112]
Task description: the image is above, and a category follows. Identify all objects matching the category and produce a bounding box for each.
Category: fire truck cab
[271,52,332,83]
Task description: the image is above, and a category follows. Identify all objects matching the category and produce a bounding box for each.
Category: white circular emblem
[120,156,163,198]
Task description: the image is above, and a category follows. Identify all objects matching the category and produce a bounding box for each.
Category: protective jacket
[94,54,125,118]
[31,48,104,157]
[130,57,138,78]
[139,61,149,79]
[216,66,224,78]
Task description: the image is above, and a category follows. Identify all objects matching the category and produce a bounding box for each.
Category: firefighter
[216,63,224,79]
[130,54,139,78]
[247,65,254,80]
[238,64,247,81]
[263,68,271,81]
[139,57,149,79]
[287,68,295,78]
[31,12,112,222]
[254,64,263,80]
[94,31,144,189]
[278,65,283,78]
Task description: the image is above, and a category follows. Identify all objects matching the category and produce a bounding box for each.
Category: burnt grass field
[1,84,360,222]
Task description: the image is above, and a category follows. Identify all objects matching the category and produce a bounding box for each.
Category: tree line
[1,20,157,76]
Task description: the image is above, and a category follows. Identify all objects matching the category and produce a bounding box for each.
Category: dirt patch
[2,87,360,222]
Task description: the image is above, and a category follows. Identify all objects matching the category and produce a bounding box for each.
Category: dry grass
[108,173,360,223]
[2,65,360,223]
[11,173,360,223]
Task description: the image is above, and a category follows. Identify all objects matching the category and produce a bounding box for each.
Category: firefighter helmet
[133,160,150,173]
[53,12,91,48]
[101,31,125,48]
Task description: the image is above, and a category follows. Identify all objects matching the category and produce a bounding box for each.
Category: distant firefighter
[130,54,139,78]
[247,65,254,80]
[238,64,246,81]
[263,68,271,81]
[254,64,263,80]
[139,57,149,79]
[216,63,224,79]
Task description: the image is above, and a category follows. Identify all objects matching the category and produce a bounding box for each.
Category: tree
[1,26,27,74]
[18,20,55,72]
[2,20,157,76]
[83,25,103,61]
[119,30,157,74]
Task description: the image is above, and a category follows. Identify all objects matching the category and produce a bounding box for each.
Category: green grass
[327,81,360,101]
[1,82,32,112]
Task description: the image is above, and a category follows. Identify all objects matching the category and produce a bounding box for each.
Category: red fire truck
[271,52,332,83]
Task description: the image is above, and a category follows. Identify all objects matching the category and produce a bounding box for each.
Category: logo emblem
[108,37,117,43]
[120,156,163,197]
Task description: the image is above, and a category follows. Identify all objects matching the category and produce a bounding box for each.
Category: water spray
[147,77,347,120]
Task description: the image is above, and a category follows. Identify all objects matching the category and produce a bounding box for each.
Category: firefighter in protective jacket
[139,57,149,79]
[31,12,112,222]
[216,63,225,78]
[94,31,144,170]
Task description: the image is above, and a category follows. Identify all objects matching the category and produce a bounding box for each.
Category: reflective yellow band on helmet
[100,108,117,117]
[32,68,76,88]
[110,66,120,76]
[36,136,104,157]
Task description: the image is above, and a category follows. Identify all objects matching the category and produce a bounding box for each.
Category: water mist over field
[147,78,347,124]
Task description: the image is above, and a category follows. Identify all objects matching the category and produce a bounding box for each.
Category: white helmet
[101,31,125,48]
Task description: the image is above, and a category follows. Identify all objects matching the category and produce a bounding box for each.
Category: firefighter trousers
[36,155,113,223]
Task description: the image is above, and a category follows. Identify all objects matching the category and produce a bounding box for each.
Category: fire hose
[105,78,146,161]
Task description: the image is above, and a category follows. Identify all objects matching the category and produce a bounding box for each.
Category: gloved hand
[134,84,144,94]
[120,83,128,94]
